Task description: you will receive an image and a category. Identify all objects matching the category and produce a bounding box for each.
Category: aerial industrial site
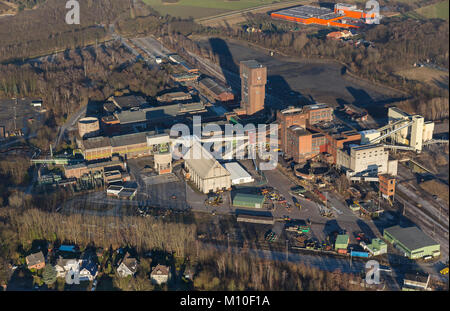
[0,0,448,299]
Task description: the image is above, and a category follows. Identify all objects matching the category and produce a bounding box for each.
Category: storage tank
[78,117,100,139]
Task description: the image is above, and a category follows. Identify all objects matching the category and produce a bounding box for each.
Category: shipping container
[337,248,348,254]
[350,251,369,258]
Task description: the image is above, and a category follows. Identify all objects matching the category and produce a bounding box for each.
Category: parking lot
[127,158,189,210]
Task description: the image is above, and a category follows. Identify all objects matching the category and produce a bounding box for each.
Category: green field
[143,0,292,19]
[404,0,449,20]
[416,0,449,19]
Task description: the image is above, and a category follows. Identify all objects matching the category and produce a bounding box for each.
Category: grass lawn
[396,67,449,89]
[143,0,292,18]
[416,0,449,19]
[403,0,449,20]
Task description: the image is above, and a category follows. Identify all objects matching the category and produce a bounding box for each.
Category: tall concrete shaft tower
[240,60,267,115]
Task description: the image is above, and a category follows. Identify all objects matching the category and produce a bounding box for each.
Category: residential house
[117,252,138,278]
[150,264,171,285]
[26,251,45,270]
[79,259,99,282]
[55,257,80,278]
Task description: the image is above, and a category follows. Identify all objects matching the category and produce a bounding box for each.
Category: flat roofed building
[336,143,397,178]
[365,238,387,256]
[79,136,113,161]
[379,174,396,200]
[384,225,440,259]
[286,125,312,162]
[271,5,359,28]
[172,73,200,82]
[403,272,430,291]
[64,157,125,179]
[118,188,137,200]
[154,151,172,175]
[277,106,308,154]
[110,95,147,111]
[114,102,205,130]
[111,131,152,159]
[80,131,170,161]
[232,193,265,209]
[303,104,333,125]
[223,162,254,185]
[107,185,123,196]
[184,141,231,194]
[335,234,349,250]
[236,213,275,225]
[156,91,192,104]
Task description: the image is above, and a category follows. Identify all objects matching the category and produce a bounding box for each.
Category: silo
[78,117,100,139]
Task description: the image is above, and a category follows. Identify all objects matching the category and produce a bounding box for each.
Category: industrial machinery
[265,230,278,242]
[205,192,223,206]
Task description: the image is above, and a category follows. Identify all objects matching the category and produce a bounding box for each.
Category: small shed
[335,234,349,250]
[232,193,265,209]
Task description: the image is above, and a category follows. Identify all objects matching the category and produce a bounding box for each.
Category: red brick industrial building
[240,60,267,115]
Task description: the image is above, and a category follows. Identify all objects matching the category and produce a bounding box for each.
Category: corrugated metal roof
[110,131,149,147]
[199,77,230,96]
[335,234,349,246]
[115,102,204,124]
[232,193,265,207]
[112,95,147,109]
[384,226,439,251]
[184,141,230,179]
[274,5,342,20]
[223,162,252,181]
[82,136,111,150]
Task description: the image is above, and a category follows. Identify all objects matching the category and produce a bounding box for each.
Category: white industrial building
[183,140,231,193]
[359,129,380,144]
[358,107,435,153]
[223,162,254,185]
[386,107,434,152]
[336,143,398,179]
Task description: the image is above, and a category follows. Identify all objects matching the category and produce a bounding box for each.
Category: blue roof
[59,245,76,252]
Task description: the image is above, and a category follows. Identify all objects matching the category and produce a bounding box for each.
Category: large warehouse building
[183,141,231,194]
[271,5,359,28]
[383,225,440,259]
[271,3,380,28]
[79,131,171,161]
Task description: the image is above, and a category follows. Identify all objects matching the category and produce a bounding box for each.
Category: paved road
[55,105,87,148]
